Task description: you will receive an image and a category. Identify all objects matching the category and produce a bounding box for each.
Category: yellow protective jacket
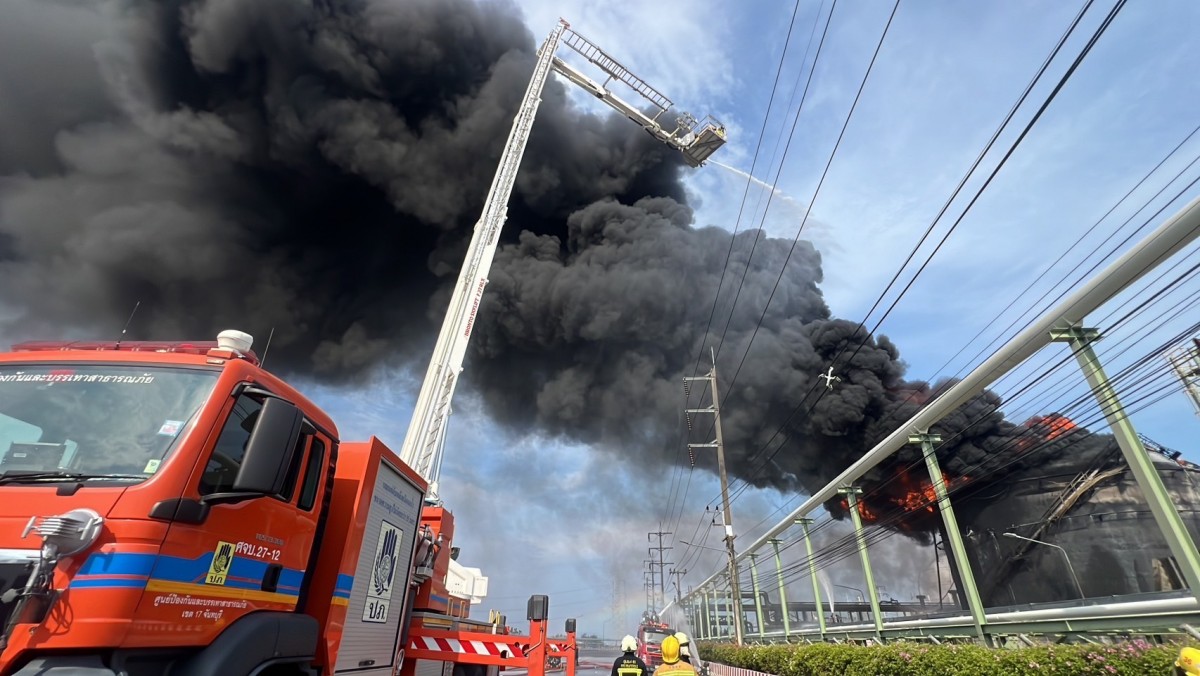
[652,661,697,676]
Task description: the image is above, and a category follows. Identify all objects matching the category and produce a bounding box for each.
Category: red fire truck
[0,334,577,676]
[636,615,672,668]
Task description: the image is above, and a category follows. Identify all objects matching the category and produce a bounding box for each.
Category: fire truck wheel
[255,665,317,676]
[172,611,318,676]
[452,664,486,676]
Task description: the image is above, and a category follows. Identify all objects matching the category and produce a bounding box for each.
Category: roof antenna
[115,301,141,350]
[259,327,275,368]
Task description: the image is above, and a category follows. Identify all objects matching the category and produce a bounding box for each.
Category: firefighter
[612,635,648,676]
[672,632,692,665]
[1177,646,1200,676]
[652,636,695,676]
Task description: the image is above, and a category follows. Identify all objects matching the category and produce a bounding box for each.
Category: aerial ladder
[397,19,724,633]
[398,19,726,503]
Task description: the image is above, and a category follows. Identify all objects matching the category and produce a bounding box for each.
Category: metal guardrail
[695,595,1200,644]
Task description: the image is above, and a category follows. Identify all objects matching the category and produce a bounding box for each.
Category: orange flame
[894,473,968,513]
[839,498,879,522]
[838,471,969,527]
[898,482,939,513]
[1016,413,1078,452]
[1043,414,1077,440]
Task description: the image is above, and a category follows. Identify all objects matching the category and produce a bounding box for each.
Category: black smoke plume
[0,0,685,373]
[0,0,1120,536]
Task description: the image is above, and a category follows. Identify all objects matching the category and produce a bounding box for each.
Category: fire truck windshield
[0,364,218,480]
[641,628,670,645]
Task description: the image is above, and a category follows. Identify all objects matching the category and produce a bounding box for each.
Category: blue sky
[296,0,1200,637]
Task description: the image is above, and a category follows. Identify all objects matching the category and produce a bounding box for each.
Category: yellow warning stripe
[332,597,350,606]
[145,579,298,606]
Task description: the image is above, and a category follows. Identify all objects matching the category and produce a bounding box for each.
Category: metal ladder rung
[561,29,672,111]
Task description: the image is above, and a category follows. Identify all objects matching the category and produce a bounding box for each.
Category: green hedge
[698,640,1185,675]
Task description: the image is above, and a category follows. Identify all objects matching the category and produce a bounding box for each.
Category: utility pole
[1167,337,1200,418]
[669,568,688,603]
[645,558,656,611]
[644,563,656,613]
[648,530,673,610]
[611,576,622,642]
[685,348,743,645]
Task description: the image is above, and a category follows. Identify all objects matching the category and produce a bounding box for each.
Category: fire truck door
[130,389,325,645]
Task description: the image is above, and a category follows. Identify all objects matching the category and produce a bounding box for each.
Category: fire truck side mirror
[231,397,303,497]
[527,595,549,621]
[565,619,576,633]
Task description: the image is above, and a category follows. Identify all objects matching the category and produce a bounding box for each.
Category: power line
[710,241,1200,596]
[715,0,1133,510]
[725,146,1200,509]
[673,0,886,544]
[769,262,1200,576]
[761,304,1200,592]
[788,371,1193,590]
[680,0,1200,601]
[710,0,1106,505]
[662,0,825,534]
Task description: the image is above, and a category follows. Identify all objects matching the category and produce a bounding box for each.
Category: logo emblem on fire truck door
[206,541,235,585]
[363,520,400,623]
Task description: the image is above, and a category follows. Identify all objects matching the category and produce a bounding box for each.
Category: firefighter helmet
[1177,646,1200,675]
[621,635,638,653]
[673,632,691,658]
[661,635,681,664]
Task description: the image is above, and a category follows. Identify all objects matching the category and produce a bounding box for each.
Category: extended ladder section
[399,19,727,503]
[555,27,727,168]
[560,28,674,115]
[398,21,570,497]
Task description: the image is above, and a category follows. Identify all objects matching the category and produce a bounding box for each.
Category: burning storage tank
[961,451,1200,607]
[824,413,1200,608]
